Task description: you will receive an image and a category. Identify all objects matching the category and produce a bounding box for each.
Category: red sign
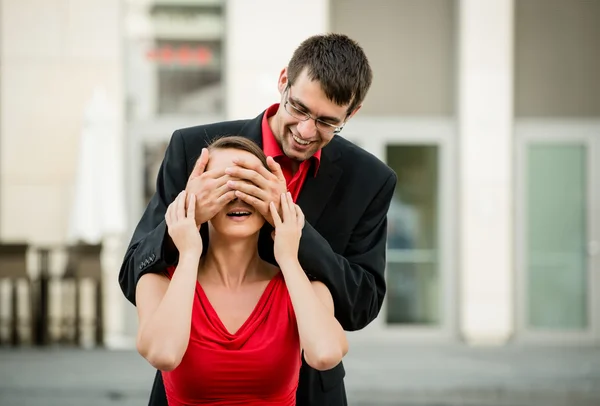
[146,45,213,65]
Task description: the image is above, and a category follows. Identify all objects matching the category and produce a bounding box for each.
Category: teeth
[229,211,250,215]
[292,134,310,145]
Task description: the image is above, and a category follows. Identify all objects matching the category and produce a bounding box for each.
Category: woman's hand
[165,191,203,257]
[269,192,305,266]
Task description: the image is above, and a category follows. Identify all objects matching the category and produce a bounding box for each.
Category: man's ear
[346,104,362,121]
[277,67,288,94]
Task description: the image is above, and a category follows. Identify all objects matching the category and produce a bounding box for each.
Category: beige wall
[225,0,329,119]
[330,0,456,116]
[515,0,600,117]
[0,0,123,244]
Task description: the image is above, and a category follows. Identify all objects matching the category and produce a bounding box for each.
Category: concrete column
[225,0,329,119]
[458,0,514,344]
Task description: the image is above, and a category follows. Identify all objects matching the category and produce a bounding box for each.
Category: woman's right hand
[166,191,203,256]
[269,192,305,266]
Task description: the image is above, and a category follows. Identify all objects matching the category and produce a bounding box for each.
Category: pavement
[0,341,599,406]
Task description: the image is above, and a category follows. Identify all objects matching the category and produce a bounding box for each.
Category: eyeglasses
[283,86,345,136]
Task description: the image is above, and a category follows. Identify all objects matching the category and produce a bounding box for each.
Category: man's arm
[119,131,188,305]
[297,171,397,331]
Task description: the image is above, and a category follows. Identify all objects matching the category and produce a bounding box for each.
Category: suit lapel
[239,112,265,148]
[297,144,343,226]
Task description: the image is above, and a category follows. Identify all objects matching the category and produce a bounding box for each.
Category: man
[119,33,397,406]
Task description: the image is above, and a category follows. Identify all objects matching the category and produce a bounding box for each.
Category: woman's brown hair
[208,136,269,170]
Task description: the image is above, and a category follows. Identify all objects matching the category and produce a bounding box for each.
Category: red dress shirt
[261,103,320,201]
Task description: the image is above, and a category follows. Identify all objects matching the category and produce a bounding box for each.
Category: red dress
[162,268,301,405]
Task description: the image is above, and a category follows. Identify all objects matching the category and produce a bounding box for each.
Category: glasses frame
[283,86,346,136]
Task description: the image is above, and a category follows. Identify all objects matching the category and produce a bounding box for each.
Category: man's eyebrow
[290,96,342,123]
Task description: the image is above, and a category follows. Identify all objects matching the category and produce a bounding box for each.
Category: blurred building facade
[0,0,598,348]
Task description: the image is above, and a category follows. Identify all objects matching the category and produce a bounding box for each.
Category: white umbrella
[68,86,126,244]
[64,86,128,348]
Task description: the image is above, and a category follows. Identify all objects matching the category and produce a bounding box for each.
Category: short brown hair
[208,136,269,170]
[287,33,373,115]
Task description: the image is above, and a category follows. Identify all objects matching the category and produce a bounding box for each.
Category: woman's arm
[135,254,199,371]
[136,190,203,371]
[279,259,348,371]
[270,192,348,371]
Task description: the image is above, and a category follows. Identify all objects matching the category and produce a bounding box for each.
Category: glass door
[516,121,600,343]
[343,118,457,338]
[385,145,441,326]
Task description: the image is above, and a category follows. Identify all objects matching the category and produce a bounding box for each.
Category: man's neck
[279,158,300,176]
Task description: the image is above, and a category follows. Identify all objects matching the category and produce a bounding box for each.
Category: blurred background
[0,0,599,405]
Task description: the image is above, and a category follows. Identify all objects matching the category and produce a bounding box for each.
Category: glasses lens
[316,121,338,135]
[286,102,306,121]
[285,101,340,135]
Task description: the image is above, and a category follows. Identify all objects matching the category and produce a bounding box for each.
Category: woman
[135,136,348,405]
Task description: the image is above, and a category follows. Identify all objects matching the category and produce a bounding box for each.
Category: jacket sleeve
[118,130,188,305]
[297,171,397,331]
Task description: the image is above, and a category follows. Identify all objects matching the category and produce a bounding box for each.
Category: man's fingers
[214,182,233,198]
[235,191,266,213]
[232,156,274,181]
[208,172,241,192]
[201,167,229,180]
[185,169,229,199]
[215,190,236,206]
[189,148,209,179]
[224,166,267,188]
[228,180,267,202]
[269,201,282,227]
[188,173,233,200]
[267,156,286,182]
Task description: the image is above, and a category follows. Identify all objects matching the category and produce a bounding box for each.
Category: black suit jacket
[118,111,397,406]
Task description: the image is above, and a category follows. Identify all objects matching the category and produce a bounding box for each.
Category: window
[386,145,440,325]
[125,0,226,119]
[525,143,588,330]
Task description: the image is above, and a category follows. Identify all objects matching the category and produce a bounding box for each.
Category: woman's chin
[212,225,263,240]
[211,214,264,235]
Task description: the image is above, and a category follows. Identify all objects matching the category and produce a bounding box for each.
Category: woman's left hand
[269,192,305,265]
